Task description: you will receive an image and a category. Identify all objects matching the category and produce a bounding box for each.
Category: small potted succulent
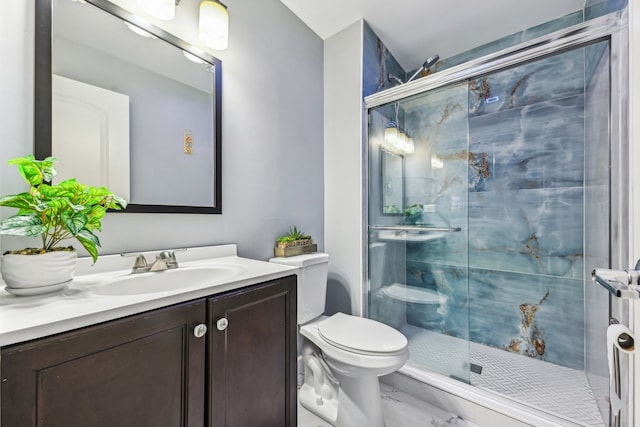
[274,225,317,257]
[0,155,127,294]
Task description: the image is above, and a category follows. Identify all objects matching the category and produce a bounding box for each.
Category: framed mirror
[35,0,222,213]
[380,148,404,215]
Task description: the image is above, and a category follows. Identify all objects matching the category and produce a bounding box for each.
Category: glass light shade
[199,1,229,50]
[398,131,408,152]
[405,136,415,154]
[384,127,400,152]
[138,0,175,21]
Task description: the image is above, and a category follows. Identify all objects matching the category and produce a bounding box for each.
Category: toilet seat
[318,313,408,356]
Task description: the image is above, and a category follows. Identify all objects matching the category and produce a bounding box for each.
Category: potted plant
[0,155,126,294]
[274,225,317,257]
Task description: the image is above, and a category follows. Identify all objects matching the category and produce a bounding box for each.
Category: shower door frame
[363,9,631,426]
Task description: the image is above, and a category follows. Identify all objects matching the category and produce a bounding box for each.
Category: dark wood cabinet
[1,275,297,427]
[1,298,207,427]
[208,275,297,427]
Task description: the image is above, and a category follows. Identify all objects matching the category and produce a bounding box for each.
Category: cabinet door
[1,299,207,427]
[208,275,297,427]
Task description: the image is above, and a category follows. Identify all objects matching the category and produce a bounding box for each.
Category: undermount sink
[92,265,246,296]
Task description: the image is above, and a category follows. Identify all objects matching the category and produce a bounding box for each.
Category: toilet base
[335,374,384,427]
[299,382,339,425]
[300,374,386,427]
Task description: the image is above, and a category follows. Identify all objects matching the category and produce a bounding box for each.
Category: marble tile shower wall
[363,22,405,98]
[404,47,592,370]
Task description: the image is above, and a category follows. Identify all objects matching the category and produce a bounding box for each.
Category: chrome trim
[369,225,462,233]
[364,12,626,109]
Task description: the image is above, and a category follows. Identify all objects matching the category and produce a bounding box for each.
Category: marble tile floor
[298,382,480,427]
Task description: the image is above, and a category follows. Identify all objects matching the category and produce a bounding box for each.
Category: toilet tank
[269,253,329,324]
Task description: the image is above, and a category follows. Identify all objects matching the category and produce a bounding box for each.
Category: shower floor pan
[401,325,606,427]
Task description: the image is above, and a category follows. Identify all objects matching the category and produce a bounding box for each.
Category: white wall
[0,2,35,257]
[0,0,324,262]
[323,20,364,316]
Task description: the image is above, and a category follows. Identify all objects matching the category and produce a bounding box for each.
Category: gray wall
[0,0,324,262]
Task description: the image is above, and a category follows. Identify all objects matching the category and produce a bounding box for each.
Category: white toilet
[270,252,409,427]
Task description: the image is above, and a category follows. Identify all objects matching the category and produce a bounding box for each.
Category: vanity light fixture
[138,0,178,21]
[137,0,229,51]
[199,0,229,50]
[383,104,414,155]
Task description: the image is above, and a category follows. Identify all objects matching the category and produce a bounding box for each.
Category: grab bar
[369,225,462,233]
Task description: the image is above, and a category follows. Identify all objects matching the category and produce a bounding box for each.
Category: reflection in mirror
[35,0,222,213]
[381,148,404,215]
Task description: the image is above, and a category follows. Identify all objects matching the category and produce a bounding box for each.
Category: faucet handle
[158,251,179,269]
[132,254,149,273]
[120,253,149,273]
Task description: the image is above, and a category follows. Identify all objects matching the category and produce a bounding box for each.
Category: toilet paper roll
[607,324,635,415]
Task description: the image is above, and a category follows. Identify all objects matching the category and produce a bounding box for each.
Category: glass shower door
[367,38,614,425]
[368,82,471,383]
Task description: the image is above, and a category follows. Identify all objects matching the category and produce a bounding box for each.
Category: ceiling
[279,0,586,71]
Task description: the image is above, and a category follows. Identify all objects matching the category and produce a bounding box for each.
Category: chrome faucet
[123,250,181,274]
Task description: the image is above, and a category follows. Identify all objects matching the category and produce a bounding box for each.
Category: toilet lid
[318,313,408,355]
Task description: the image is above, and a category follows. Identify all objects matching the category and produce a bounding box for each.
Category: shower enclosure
[365,13,629,427]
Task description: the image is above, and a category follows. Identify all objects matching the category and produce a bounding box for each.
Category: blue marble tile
[468,48,584,117]
[405,261,470,338]
[585,41,609,87]
[468,95,585,192]
[519,11,584,43]
[468,188,584,279]
[585,0,627,20]
[401,261,585,370]
[467,268,584,370]
[363,21,405,97]
[432,11,583,75]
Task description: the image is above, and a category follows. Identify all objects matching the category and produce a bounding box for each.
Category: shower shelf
[370,225,461,242]
[369,225,462,233]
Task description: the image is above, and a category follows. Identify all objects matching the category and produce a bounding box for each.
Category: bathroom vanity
[0,245,297,427]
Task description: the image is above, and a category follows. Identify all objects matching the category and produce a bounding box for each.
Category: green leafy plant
[0,155,127,262]
[276,225,311,244]
[402,203,424,225]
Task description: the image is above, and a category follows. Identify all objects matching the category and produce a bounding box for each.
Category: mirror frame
[34,0,223,214]
[380,147,404,216]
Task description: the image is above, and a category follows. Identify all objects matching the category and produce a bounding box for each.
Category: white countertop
[0,245,298,347]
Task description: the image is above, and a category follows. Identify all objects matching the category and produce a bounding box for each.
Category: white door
[52,74,130,201]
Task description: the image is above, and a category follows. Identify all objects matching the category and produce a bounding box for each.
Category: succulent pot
[1,251,77,291]
[274,240,317,257]
[276,238,313,249]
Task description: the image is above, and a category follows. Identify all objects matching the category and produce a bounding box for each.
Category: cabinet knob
[216,317,228,331]
[193,323,208,338]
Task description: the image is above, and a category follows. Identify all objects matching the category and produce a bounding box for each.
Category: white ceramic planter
[1,251,78,290]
